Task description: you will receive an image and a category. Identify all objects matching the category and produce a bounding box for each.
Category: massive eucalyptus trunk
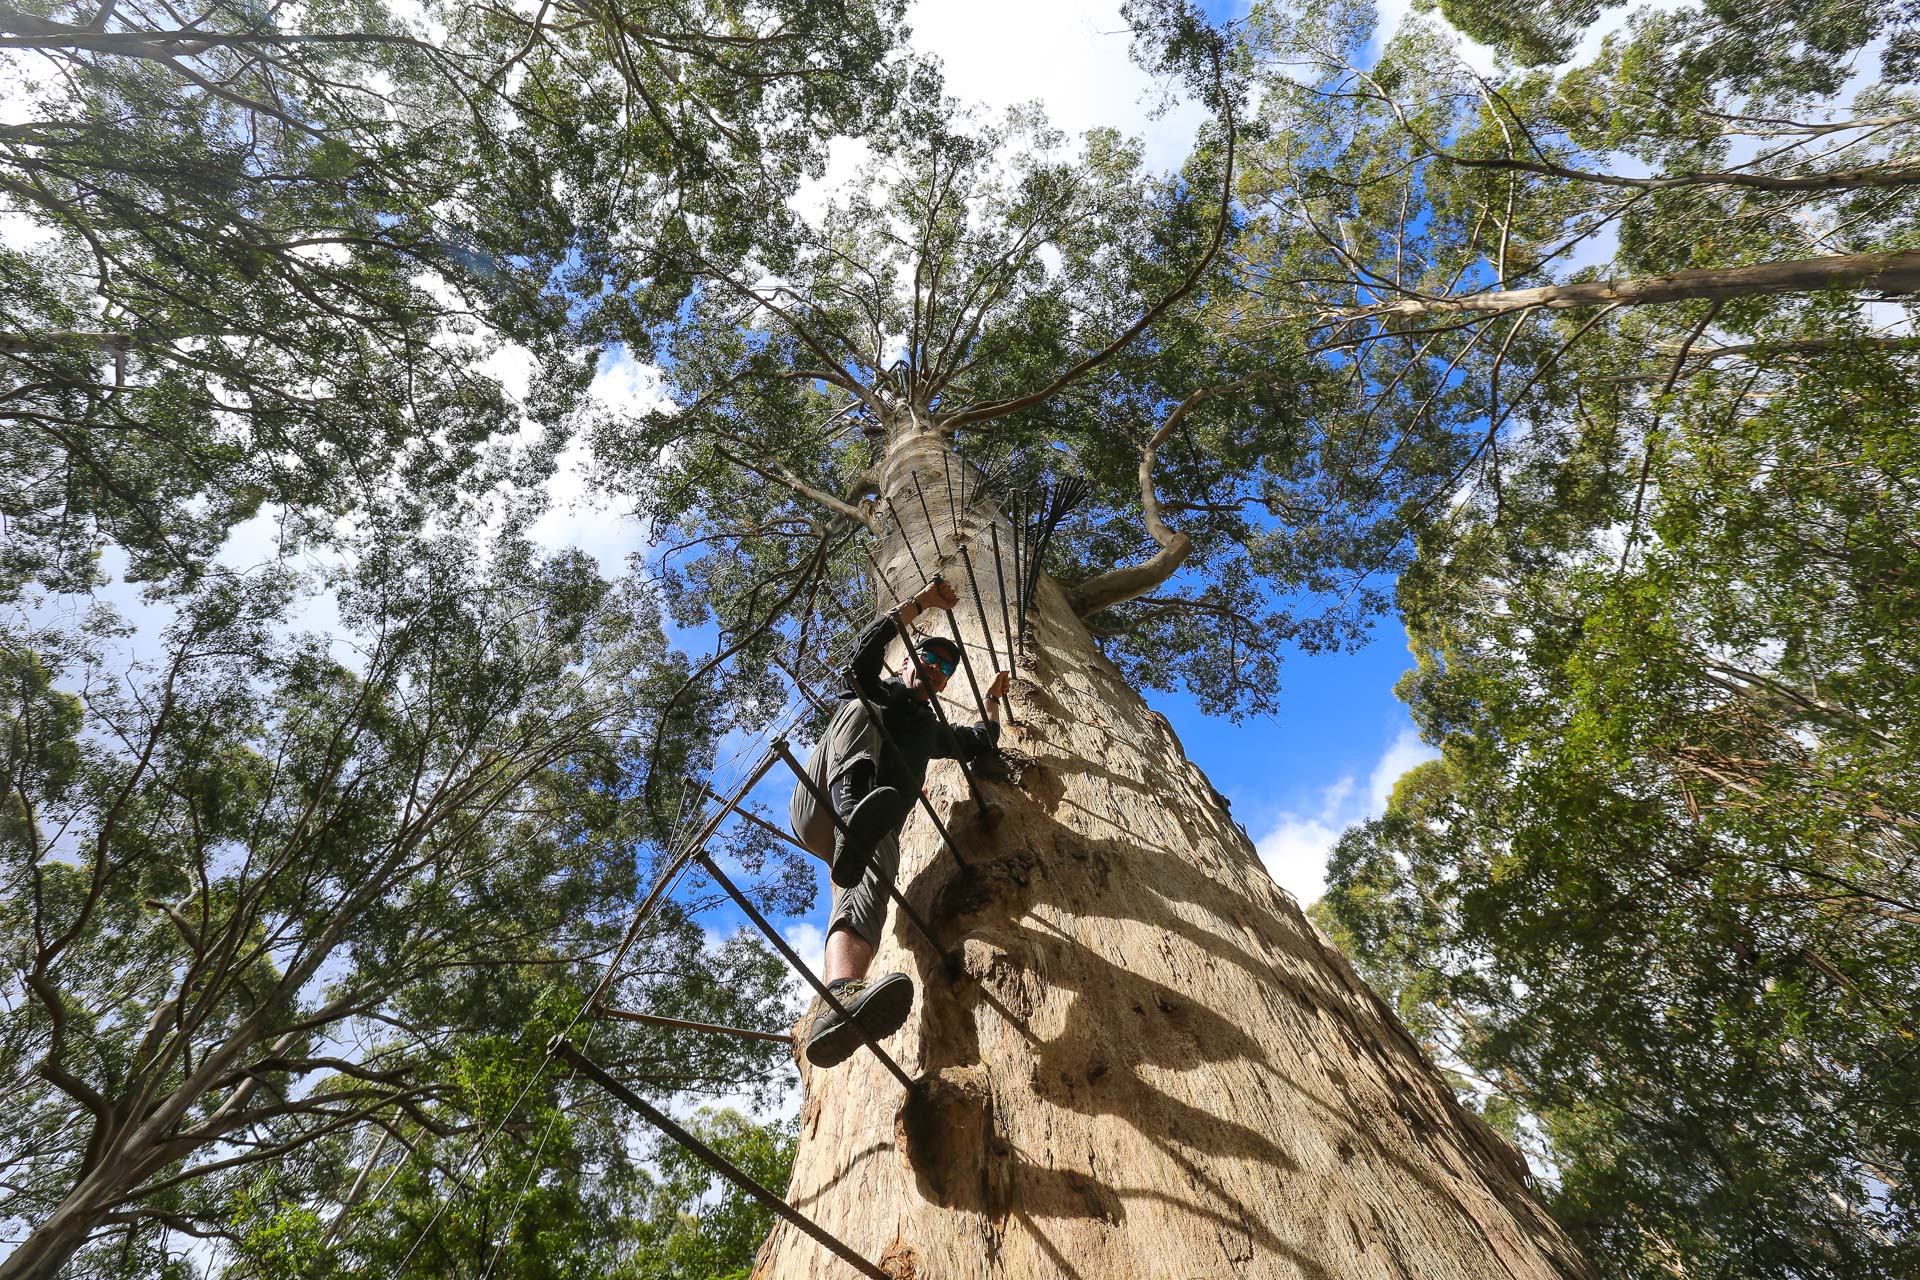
[755,425,1589,1279]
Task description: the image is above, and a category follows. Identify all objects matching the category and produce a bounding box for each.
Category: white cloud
[1369,0,1501,74]
[525,351,669,574]
[1256,727,1437,905]
[782,921,827,978]
[2,60,58,251]
[0,204,53,252]
[908,0,1211,173]
[793,1,1216,230]
[1368,727,1436,814]
[588,352,669,419]
[1257,810,1347,906]
[475,339,536,404]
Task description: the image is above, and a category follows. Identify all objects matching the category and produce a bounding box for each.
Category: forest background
[2,0,1915,1274]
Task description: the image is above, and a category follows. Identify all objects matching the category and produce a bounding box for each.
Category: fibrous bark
[755,427,1589,1280]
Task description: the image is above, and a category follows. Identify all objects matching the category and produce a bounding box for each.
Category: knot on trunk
[877,1238,924,1279]
[933,846,1038,924]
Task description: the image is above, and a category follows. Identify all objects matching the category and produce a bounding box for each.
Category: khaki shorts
[789,743,899,948]
[828,828,900,948]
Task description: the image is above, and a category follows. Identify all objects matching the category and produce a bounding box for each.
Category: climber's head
[904,636,959,696]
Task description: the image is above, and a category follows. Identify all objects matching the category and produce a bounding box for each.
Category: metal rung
[594,1006,791,1046]
[585,751,779,1016]
[694,851,916,1091]
[553,1037,889,1280]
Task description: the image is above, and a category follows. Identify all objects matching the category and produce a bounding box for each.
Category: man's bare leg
[823,925,874,985]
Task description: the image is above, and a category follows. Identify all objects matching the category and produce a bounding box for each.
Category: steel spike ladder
[614,752,913,1086]
[551,1037,891,1280]
[988,524,1018,680]
[584,753,777,1017]
[956,542,1016,725]
[957,543,999,673]
[911,474,944,560]
[593,1005,790,1045]
[696,844,915,1090]
[559,475,1048,1280]
[943,604,991,727]
[766,746,957,975]
[882,497,930,583]
[941,451,959,532]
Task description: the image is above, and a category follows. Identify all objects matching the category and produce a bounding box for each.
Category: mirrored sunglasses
[916,647,958,676]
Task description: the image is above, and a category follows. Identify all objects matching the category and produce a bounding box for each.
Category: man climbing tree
[598,8,1593,1273]
[788,578,1009,1069]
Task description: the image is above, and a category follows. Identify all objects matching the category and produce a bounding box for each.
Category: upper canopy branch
[692,252,883,412]
[711,436,876,526]
[1066,368,1294,618]
[0,6,459,58]
[936,38,1237,433]
[1339,61,1920,196]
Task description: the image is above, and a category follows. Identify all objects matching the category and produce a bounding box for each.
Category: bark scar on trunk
[897,1066,1013,1222]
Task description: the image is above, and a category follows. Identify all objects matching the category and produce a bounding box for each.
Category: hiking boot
[804,972,914,1068]
[831,785,909,889]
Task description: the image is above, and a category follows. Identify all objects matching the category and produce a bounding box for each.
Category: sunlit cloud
[1256,728,1436,904]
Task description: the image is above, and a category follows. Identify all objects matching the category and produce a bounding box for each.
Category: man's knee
[827,903,885,951]
[829,759,876,819]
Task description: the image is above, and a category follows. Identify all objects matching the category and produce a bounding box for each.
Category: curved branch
[1065,429,1191,617]
[690,252,879,412]
[711,439,874,525]
[1066,365,1296,617]
[1363,68,1920,196]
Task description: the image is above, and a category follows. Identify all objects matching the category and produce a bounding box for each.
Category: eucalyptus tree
[1228,0,1918,513]
[0,528,805,1278]
[0,0,906,596]
[586,8,1590,1272]
[1316,327,1920,1279]
[1234,0,1920,1273]
[0,0,901,1271]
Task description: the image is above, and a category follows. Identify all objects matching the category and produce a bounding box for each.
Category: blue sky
[12,0,1443,979]
[524,0,1448,971]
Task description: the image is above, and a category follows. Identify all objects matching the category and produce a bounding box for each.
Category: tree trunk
[1325,247,1920,319]
[756,426,1590,1279]
[0,1174,126,1280]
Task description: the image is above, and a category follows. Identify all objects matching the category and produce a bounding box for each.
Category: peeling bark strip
[1324,247,1920,320]
[754,428,1591,1280]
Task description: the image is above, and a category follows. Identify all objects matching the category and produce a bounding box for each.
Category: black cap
[916,636,960,662]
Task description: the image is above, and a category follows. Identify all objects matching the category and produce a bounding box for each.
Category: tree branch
[1319,248,1920,320]
[937,39,1236,431]
[710,439,874,525]
[1067,362,1299,617]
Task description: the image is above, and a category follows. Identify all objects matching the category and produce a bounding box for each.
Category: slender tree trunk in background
[1327,246,1920,318]
[755,425,1591,1279]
